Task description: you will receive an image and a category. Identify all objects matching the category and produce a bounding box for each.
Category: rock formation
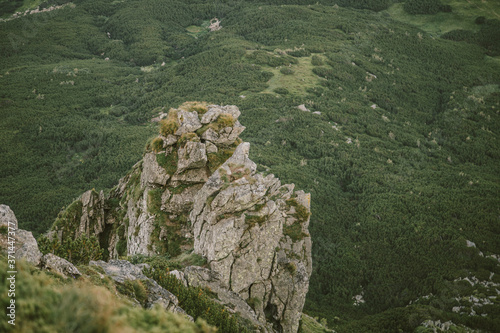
[0,204,43,266]
[90,259,188,317]
[44,102,312,333]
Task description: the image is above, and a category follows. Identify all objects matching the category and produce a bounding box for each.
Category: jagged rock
[175,110,202,135]
[297,104,310,112]
[201,122,245,145]
[127,191,156,256]
[169,269,188,287]
[162,184,203,213]
[141,152,170,187]
[205,141,218,154]
[200,105,241,124]
[170,168,208,186]
[0,204,43,266]
[184,266,263,328]
[90,259,147,283]
[190,141,312,333]
[90,260,188,316]
[15,230,43,266]
[165,134,178,146]
[177,141,207,173]
[0,204,18,229]
[41,253,81,278]
[51,103,312,333]
[78,189,106,238]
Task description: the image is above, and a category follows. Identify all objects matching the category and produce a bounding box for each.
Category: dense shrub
[403,0,445,15]
[145,268,249,333]
[336,0,391,12]
[38,234,104,265]
[280,67,295,75]
[274,87,289,95]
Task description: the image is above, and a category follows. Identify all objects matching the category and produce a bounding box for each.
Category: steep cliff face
[48,102,312,333]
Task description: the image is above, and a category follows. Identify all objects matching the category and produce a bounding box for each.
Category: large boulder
[41,253,81,278]
[90,260,187,315]
[0,204,43,266]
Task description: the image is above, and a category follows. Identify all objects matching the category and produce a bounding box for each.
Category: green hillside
[1,0,499,331]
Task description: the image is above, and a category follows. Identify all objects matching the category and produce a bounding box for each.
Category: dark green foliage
[475,16,486,25]
[280,67,295,75]
[116,279,149,306]
[335,0,391,12]
[145,268,249,333]
[157,150,179,175]
[403,0,445,15]
[311,55,324,66]
[130,252,207,271]
[283,220,308,242]
[245,50,297,67]
[273,87,289,95]
[38,234,103,265]
[0,0,23,17]
[147,188,163,214]
[0,225,7,235]
[442,19,500,56]
[244,214,267,228]
[116,238,127,256]
[288,49,311,57]
[52,200,84,240]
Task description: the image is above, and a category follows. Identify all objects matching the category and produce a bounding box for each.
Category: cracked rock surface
[46,103,312,333]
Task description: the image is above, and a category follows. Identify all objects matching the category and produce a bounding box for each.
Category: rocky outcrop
[90,260,188,316]
[41,253,81,278]
[0,204,43,266]
[46,102,312,333]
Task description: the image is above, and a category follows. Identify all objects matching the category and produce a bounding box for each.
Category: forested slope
[1,0,499,331]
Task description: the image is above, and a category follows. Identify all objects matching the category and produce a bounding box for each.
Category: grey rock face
[49,103,312,333]
[177,141,207,173]
[41,253,82,278]
[90,259,147,283]
[190,142,312,333]
[0,205,43,266]
[15,230,43,266]
[90,260,187,316]
[141,152,170,187]
[78,189,106,238]
[0,204,18,229]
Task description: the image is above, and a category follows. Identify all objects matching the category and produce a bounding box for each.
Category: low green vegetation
[0,256,215,333]
[145,266,250,333]
[157,150,179,175]
[116,279,149,307]
[387,0,500,36]
[38,234,103,264]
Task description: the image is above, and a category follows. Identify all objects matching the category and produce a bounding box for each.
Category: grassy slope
[0,0,499,331]
[0,256,215,333]
[387,0,500,35]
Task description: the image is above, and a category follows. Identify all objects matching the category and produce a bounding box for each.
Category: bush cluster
[145,268,250,333]
[38,234,104,265]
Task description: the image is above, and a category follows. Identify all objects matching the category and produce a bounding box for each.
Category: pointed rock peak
[47,102,311,333]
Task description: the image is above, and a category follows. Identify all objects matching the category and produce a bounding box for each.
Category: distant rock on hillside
[45,102,313,333]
